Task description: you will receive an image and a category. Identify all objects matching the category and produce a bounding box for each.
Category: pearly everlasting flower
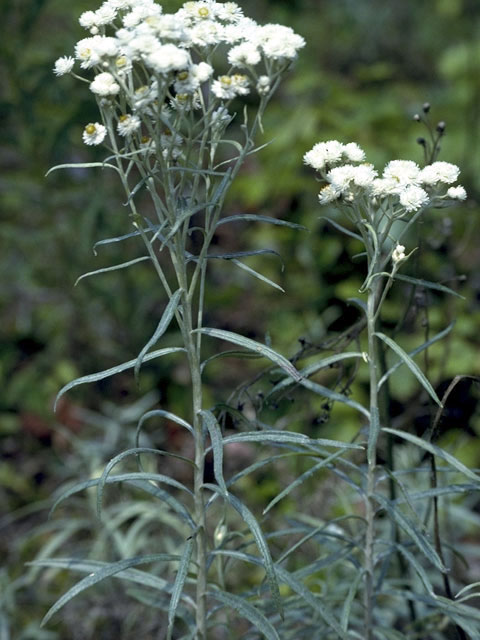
[392,244,406,264]
[145,44,190,74]
[83,122,107,145]
[216,2,243,22]
[117,113,141,136]
[228,42,261,67]
[132,82,158,111]
[351,164,377,187]
[255,24,305,60]
[90,72,120,96]
[304,140,345,171]
[79,11,99,31]
[189,20,223,46]
[53,56,75,76]
[318,184,342,204]
[327,165,356,191]
[344,142,365,163]
[75,36,118,68]
[383,160,421,189]
[94,4,118,26]
[399,185,429,212]
[420,161,460,185]
[447,185,467,200]
[212,74,250,99]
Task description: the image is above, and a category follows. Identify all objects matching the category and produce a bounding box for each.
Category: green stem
[365,278,381,639]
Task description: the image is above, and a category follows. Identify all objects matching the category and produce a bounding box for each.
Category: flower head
[90,72,120,96]
[392,244,406,264]
[399,185,429,212]
[420,161,460,185]
[447,185,467,200]
[53,56,75,76]
[83,122,107,145]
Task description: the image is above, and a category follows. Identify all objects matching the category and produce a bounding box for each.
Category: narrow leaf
[46,162,121,177]
[263,450,345,515]
[136,410,194,446]
[40,554,183,626]
[195,328,301,382]
[75,256,151,286]
[223,431,362,450]
[378,323,454,390]
[230,259,285,292]
[97,448,193,517]
[395,543,436,597]
[203,484,282,617]
[382,428,480,483]
[375,494,446,571]
[200,349,262,373]
[135,289,183,381]
[54,347,185,410]
[394,274,465,299]
[341,571,363,631]
[299,377,370,419]
[319,216,363,242]
[167,537,194,640]
[375,332,442,406]
[216,214,307,231]
[208,589,280,640]
[200,410,227,494]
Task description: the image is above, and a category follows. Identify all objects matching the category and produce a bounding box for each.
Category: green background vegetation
[2,0,480,636]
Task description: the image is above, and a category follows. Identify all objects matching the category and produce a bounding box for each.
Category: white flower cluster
[54,0,305,148]
[304,140,466,213]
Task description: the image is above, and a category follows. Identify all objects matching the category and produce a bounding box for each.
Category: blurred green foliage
[2,0,480,636]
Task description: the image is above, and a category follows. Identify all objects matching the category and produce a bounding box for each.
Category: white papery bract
[54,56,75,76]
[82,123,107,145]
[90,72,121,96]
[392,244,406,264]
[305,139,466,219]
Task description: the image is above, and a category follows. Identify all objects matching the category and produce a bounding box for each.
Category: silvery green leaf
[383,428,480,483]
[216,214,307,231]
[299,378,370,419]
[136,410,194,445]
[341,571,363,631]
[378,323,454,390]
[208,589,280,640]
[135,288,183,382]
[223,431,362,450]
[394,274,465,299]
[39,555,184,626]
[195,328,301,382]
[375,332,442,406]
[167,537,194,640]
[74,256,151,286]
[46,162,121,177]
[54,347,185,410]
[200,410,227,494]
[319,216,363,242]
[230,259,285,292]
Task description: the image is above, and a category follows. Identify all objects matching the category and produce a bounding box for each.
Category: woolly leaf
[200,410,227,494]
[75,256,151,286]
[208,589,280,640]
[167,537,194,640]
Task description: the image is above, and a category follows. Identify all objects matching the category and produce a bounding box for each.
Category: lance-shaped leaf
[38,554,185,626]
[375,332,442,406]
[46,162,121,177]
[167,537,194,640]
[136,410,194,446]
[378,323,454,390]
[319,216,363,242]
[75,256,151,286]
[50,473,195,527]
[194,328,301,382]
[97,447,193,518]
[230,259,285,292]
[54,347,185,411]
[299,378,370,419]
[204,484,282,616]
[394,274,465,299]
[383,428,480,483]
[216,213,307,231]
[223,430,362,451]
[135,289,183,382]
[200,410,227,494]
[208,589,280,640]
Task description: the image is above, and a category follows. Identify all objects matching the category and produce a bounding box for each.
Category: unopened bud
[436,121,446,134]
[422,102,431,113]
[416,137,426,146]
[413,114,421,122]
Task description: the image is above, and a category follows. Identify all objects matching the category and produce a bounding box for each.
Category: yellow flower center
[141,136,150,144]
[85,124,96,135]
[116,56,127,68]
[177,94,188,102]
[119,115,129,122]
[177,71,189,81]
[198,7,210,17]
[135,85,148,95]
[220,75,232,86]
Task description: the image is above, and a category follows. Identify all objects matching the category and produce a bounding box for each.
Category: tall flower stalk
[49,1,305,637]
[304,140,467,637]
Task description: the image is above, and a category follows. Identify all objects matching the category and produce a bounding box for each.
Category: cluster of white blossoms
[53,0,305,153]
[304,140,467,213]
